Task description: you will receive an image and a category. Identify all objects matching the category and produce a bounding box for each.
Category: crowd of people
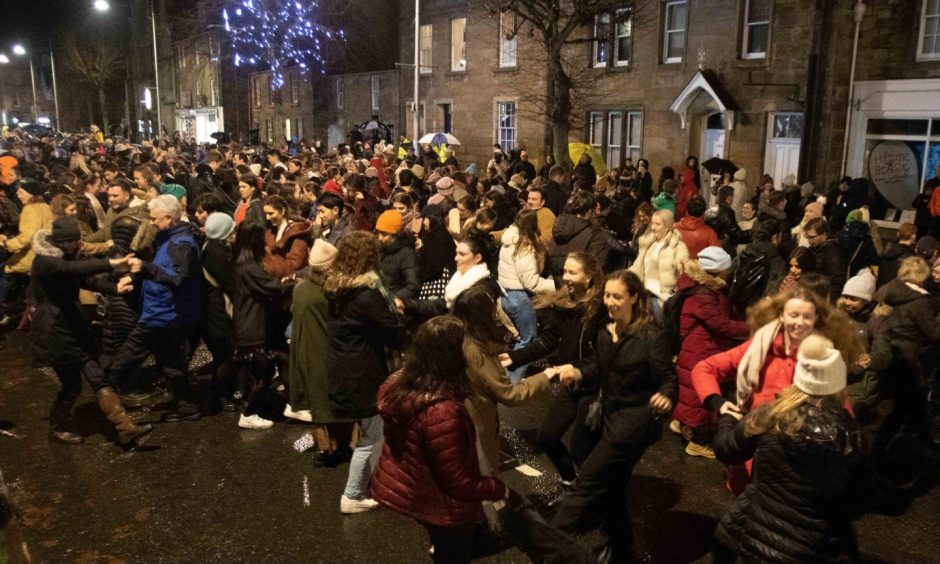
[1,123,939,563]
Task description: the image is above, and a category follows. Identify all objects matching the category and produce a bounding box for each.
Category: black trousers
[421,521,474,564]
[110,325,195,409]
[53,359,110,402]
[537,388,595,482]
[550,436,651,558]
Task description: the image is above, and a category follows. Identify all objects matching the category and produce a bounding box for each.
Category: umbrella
[568,142,606,175]
[701,157,738,175]
[417,132,461,146]
[363,120,381,131]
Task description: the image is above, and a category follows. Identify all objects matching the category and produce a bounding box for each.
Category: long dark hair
[452,283,508,356]
[234,202,267,264]
[605,269,656,336]
[384,316,470,405]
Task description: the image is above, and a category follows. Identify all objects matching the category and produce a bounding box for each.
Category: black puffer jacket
[380,234,420,299]
[508,299,603,380]
[876,242,914,288]
[547,214,608,284]
[714,399,863,563]
[869,281,940,384]
[836,221,879,279]
[705,203,749,257]
[811,238,849,300]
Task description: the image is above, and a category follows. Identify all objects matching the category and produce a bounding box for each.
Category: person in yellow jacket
[0,178,54,322]
[397,136,410,161]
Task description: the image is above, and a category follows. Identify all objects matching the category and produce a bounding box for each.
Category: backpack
[661,287,696,355]
[728,249,771,314]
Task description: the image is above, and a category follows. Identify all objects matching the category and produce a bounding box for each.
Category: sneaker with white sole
[340,495,380,514]
[283,404,313,422]
[238,414,274,429]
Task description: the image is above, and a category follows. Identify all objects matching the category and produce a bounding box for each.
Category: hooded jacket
[675,215,720,259]
[30,230,118,365]
[263,220,313,278]
[380,234,420,299]
[731,169,749,221]
[628,229,689,301]
[370,377,507,527]
[869,281,940,384]
[138,223,202,329]
[674,260,749,429]
[714,401,862,563]
[498,225,555,294]
[232,258,294,348]
[547,214,608,283]
[4,201,53,274]
[876,242,914,288]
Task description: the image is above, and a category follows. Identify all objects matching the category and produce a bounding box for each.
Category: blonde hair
[652,208,674,230]
[744,385,847,437]
[898,256,929,285]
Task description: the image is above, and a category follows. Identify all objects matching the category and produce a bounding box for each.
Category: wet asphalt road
[0,329,938,563]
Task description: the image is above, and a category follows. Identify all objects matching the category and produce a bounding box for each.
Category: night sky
[0,0,119,54]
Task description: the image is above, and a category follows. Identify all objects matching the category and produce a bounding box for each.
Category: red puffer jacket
[673,261,749,429]
[675,216,720,259]
[370,378,507,527]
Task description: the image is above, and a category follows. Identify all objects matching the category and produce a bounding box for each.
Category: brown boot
[96,387,153,445]
[49,398,83,445]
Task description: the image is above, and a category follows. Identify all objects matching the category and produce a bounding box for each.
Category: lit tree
[222,0,345,88]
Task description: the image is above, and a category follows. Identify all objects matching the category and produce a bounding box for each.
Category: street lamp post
[49,44,60,130]
[95,0,162,140]
[13,44,38,122]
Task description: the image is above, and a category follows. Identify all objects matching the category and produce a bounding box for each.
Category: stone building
[396,0,940,221]
[317,70,402,148]
[246,68,317,145]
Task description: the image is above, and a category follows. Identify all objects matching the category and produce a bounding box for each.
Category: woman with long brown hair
[500,251,605,486]
[323,230,402,514]
[548,270,677,562]
[498,209,556,383]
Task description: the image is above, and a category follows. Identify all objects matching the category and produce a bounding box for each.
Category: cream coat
[497,225,555,295]
[628,229,689,300]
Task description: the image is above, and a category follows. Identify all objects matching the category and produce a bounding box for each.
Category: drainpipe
[839,0,867,176]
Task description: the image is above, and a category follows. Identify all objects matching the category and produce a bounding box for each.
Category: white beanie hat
[841,270,876,302]
[698,246,732,273]
[793,334,846,396]
[249,163,262,176]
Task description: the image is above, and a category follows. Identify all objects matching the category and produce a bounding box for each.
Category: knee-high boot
[49,397,83,444]
[96,387,153,444]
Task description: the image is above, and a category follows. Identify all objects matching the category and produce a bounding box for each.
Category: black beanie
[17,178,45,197]
[50,216,81,243]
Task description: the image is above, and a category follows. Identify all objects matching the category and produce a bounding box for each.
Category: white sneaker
[283,404,313,422]
[238,414,274,429]
[340,495,380,514]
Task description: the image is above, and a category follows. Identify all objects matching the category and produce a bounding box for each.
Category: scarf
[444,263,490,309]
[735,321,781,408]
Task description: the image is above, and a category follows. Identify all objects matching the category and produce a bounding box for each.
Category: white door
[766,140,801,185]
[284,119,292,142]
[700,112,726,161]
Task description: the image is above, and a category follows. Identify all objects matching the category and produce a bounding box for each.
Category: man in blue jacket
[111,195,204,422]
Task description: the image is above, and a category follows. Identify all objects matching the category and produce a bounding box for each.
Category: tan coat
[5,202,53,274]
[461,338,550,472]
[628,229,689,300]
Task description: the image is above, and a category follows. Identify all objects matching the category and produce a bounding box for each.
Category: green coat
[289,277,334,422]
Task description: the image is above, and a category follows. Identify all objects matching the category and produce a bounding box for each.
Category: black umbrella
[210,132,231,144]
[701,157,738,175]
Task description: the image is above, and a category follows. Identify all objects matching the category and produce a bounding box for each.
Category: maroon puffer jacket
[370,379,507,527]
[673,261,749,429]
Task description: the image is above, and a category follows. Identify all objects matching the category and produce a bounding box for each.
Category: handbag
[584,389,604,435]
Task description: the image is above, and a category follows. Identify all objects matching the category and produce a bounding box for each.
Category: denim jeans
[501,290,538,384]
[343,414,384,500]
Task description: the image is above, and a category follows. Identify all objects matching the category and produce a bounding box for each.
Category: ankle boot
[96,387,153,445]
[49,398,83,445]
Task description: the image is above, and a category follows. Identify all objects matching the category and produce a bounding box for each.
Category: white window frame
[177,45,186,68]
[499,11,517,68]
[626,111,643,162]
[663,1,687,64]
[451,18,467,72]
[607,111,623,169]
[589,111,604,153]
[419,24,433,74]
[335,78,344,110]
[495,100,517,150]
[918,0,940,61]
[614,8,633,67]
[592,13,611,68]
[371,76,380,111]
[742,0,772,60]
[253,77,262,108]
[209,78,216,106]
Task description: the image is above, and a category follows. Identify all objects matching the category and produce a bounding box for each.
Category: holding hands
[544,364,581,387]
[116,275,134,294]
[719,401,744,421]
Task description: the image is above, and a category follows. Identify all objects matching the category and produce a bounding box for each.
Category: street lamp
[13,45,38,122]
[94,0,161,139]
[0,54,8,64]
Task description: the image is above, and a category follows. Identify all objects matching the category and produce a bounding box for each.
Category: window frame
[918,0,940,61]
[371,76,380,111]
[592,13,612,68]
[335,78,344,110]
[607,111,624,169]
[495,100,517,150]
[419,24,433,75]
[742,0,772,60]
[253,76,262,108]
[498,10,518,68]
[613,8,633,67]
[589,111,605,154]
[663,0,687,64]
[587,109,643,170]
[290,72,300,106]
[451,18,467,72]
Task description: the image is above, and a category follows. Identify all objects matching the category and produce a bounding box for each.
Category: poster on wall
[868,140,921,211]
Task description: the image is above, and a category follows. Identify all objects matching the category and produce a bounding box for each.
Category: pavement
[0,329,938,563]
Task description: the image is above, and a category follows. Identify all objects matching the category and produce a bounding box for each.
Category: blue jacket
[139,223,202,328]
